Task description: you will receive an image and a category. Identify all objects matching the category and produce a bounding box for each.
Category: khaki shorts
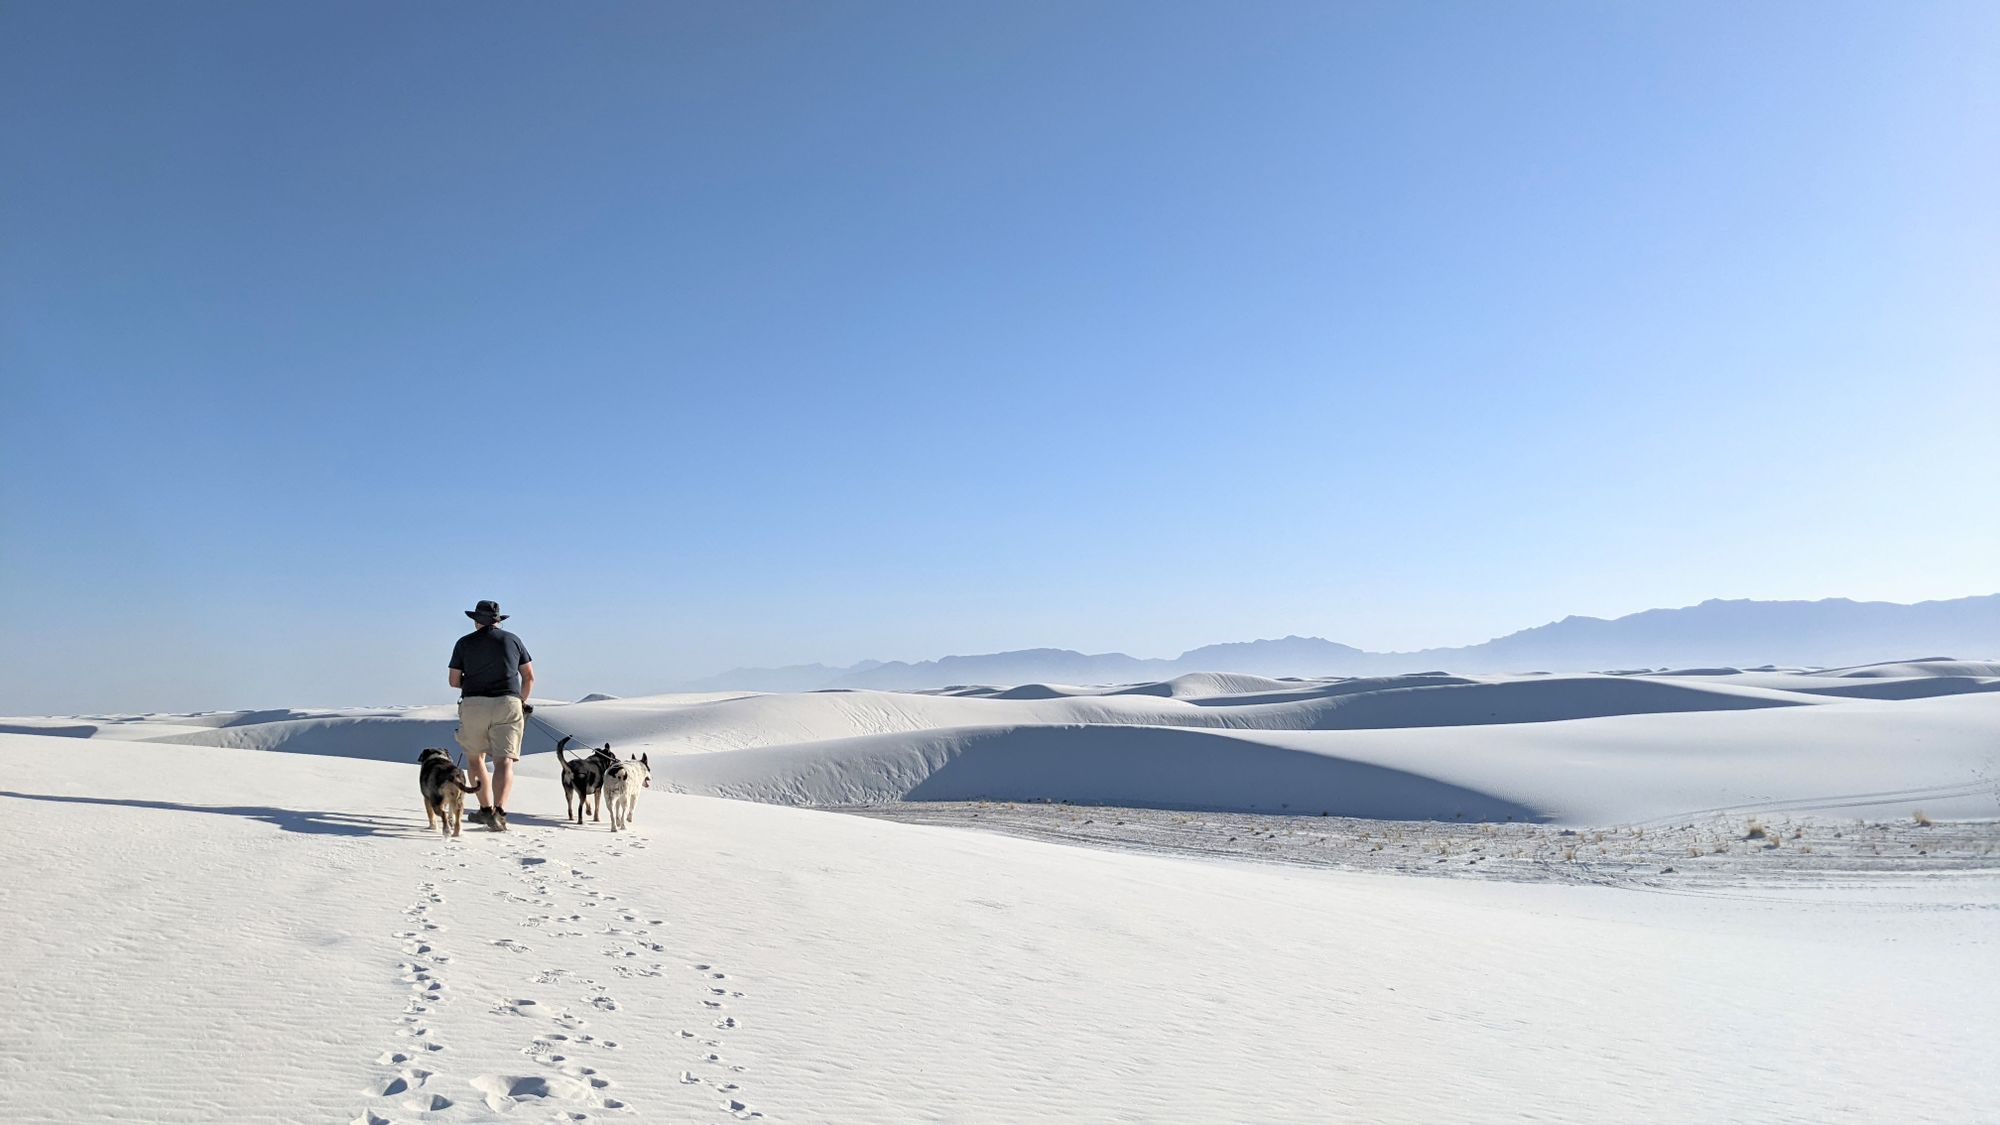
[457,695,525,762]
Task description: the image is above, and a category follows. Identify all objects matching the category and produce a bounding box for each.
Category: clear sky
[4,2,1996,713]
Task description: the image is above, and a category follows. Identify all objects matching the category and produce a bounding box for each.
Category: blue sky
[3,2,1996,712]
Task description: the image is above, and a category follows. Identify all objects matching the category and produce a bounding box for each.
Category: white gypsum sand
[1,661,1996,1123]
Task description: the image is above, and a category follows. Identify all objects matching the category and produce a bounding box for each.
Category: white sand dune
[1107,671,1306,697]
[654,723,1547,820]
[1,723,1994,1124]
[18,664,1993,824]
[3,660,1998,1122]
[648,693,1999,823]
[1816,658,2000,678]
[19,667,1866,756]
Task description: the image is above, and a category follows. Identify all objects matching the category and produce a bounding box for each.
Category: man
[448,599,534,831]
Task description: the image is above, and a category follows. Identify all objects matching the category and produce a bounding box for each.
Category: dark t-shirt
[449,627,533,698]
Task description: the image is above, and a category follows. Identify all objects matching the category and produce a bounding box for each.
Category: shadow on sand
[0,790,423,837]
[0,723,99,738]
[496,810,576,829]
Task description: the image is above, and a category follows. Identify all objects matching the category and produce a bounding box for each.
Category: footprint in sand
[522,1043,572,1068]
[373,1067,432,1096]
[559,1061,611,1090]
[469,1073,623,1115]
[361,881,467,1119]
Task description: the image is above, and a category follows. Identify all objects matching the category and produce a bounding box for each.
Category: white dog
[603,753,651,832]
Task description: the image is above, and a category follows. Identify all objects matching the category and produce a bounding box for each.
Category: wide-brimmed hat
[465,599,509,624]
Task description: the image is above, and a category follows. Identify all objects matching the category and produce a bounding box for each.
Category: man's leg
[466,752,494,810]
[458,696,508,820]
[478,696,520,828]
[491,696,525,817]
[456,697,500,822]
[492,757,515,812]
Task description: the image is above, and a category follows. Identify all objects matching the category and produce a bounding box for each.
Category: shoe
[490,807,509,832]
[470,807,494,828]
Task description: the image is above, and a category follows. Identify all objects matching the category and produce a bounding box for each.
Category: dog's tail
[457,777,481,793]
[555,735,573,770]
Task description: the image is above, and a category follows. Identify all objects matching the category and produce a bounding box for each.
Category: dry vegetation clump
[1744,820,1768,840]
[1913,810,1934,827]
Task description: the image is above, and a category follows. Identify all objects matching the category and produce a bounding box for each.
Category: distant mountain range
[682,595,2000,692]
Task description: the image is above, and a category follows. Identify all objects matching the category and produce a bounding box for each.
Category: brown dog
[418,747,481,838]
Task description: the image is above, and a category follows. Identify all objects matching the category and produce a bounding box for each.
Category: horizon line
[698,590,2000,677]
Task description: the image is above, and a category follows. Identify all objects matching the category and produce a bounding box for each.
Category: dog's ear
[640,753,649,767]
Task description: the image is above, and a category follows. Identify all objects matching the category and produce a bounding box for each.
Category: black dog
[555,736,619,824]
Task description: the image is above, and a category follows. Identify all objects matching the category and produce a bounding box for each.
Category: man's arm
[519,661,534,703]
[448,669,463,689]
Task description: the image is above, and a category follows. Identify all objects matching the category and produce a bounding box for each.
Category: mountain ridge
[684,594,2000,692]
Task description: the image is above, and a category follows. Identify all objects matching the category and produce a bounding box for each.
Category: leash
[524,708,578,751]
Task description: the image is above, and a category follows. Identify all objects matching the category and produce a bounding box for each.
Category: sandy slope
[5,664,1996,1122]
[16,666,1993,824]
[650,692,2000,822]
[3,733,1995,1124]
